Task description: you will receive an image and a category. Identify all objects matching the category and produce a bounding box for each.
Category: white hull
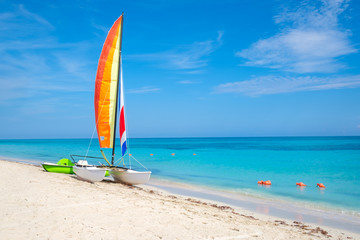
[110,168,151,185]
[73,166,106,183]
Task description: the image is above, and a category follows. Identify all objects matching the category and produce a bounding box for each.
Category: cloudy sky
[0,0,360,138]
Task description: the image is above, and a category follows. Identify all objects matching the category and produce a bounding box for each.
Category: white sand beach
[1,160,359,240]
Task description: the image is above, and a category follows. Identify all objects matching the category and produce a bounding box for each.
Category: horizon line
[1,135,359,141]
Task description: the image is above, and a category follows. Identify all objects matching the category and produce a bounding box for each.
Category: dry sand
[0,160,359,240]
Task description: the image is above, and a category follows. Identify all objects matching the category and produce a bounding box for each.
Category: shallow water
[1,137,359,216]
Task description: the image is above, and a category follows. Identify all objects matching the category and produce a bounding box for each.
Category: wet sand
[148,178,360,234]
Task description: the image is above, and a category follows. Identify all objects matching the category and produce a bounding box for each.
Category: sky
[0,0,360,139]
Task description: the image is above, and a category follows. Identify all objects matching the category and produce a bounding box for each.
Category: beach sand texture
[1,160,358,240]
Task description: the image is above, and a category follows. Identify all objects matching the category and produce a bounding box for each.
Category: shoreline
[1,156,360,235]
[150,175,360,216]
[0,156,360,234]
[1,160,360,239]
[148,178,360,234]
[1,159,360,239]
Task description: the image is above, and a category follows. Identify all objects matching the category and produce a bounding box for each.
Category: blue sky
[0,0,360,139]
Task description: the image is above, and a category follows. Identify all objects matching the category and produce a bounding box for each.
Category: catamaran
[73,14,151,185]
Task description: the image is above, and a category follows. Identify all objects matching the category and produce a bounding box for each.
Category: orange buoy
[296,182,306,187]
[257,180,264,184]
[171,153,175,156]
[150,153,154,156]
[317,183,326,188]
[263,180,272,185]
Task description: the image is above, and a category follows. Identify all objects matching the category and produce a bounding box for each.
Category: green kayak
[42,158,75,174]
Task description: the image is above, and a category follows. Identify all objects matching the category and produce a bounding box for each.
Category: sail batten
[95,15,123,149]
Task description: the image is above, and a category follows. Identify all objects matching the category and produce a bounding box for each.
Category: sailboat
[73,14,151,185]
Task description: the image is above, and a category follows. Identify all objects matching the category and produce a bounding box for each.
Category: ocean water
[1,137,360,216]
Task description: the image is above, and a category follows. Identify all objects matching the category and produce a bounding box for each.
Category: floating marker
[263,180,272,185]
[258,180,271,185]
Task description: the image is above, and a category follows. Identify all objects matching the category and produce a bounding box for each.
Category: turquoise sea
[1,137,360,217]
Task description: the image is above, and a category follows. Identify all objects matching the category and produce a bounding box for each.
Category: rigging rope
[82,45,148,171]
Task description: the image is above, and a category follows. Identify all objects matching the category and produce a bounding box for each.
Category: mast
[111,13,124,165]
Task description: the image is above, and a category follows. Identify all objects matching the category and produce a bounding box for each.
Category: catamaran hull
[73,166,106,182]
[110,169,151,185]
[42,162,74,174]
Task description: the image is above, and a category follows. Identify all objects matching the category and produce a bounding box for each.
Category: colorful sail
[94,15,123,149]
[119,58,127,156]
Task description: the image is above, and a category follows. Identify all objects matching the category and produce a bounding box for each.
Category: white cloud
[127,86,160,94]
[90,20,109,34]
[0,45,94,104]
[17,4,54,29]
[127,31,223,71]
[213,75,360,96]
[0,5,94,104]
[178,80,198,84]
[0,4,54,38]
[237,0,356,73]
[217,30,224,44]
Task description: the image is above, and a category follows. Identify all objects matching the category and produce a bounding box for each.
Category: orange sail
[94,15,123,148]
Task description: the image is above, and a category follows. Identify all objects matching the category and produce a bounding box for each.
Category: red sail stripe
[120,106,125,138]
